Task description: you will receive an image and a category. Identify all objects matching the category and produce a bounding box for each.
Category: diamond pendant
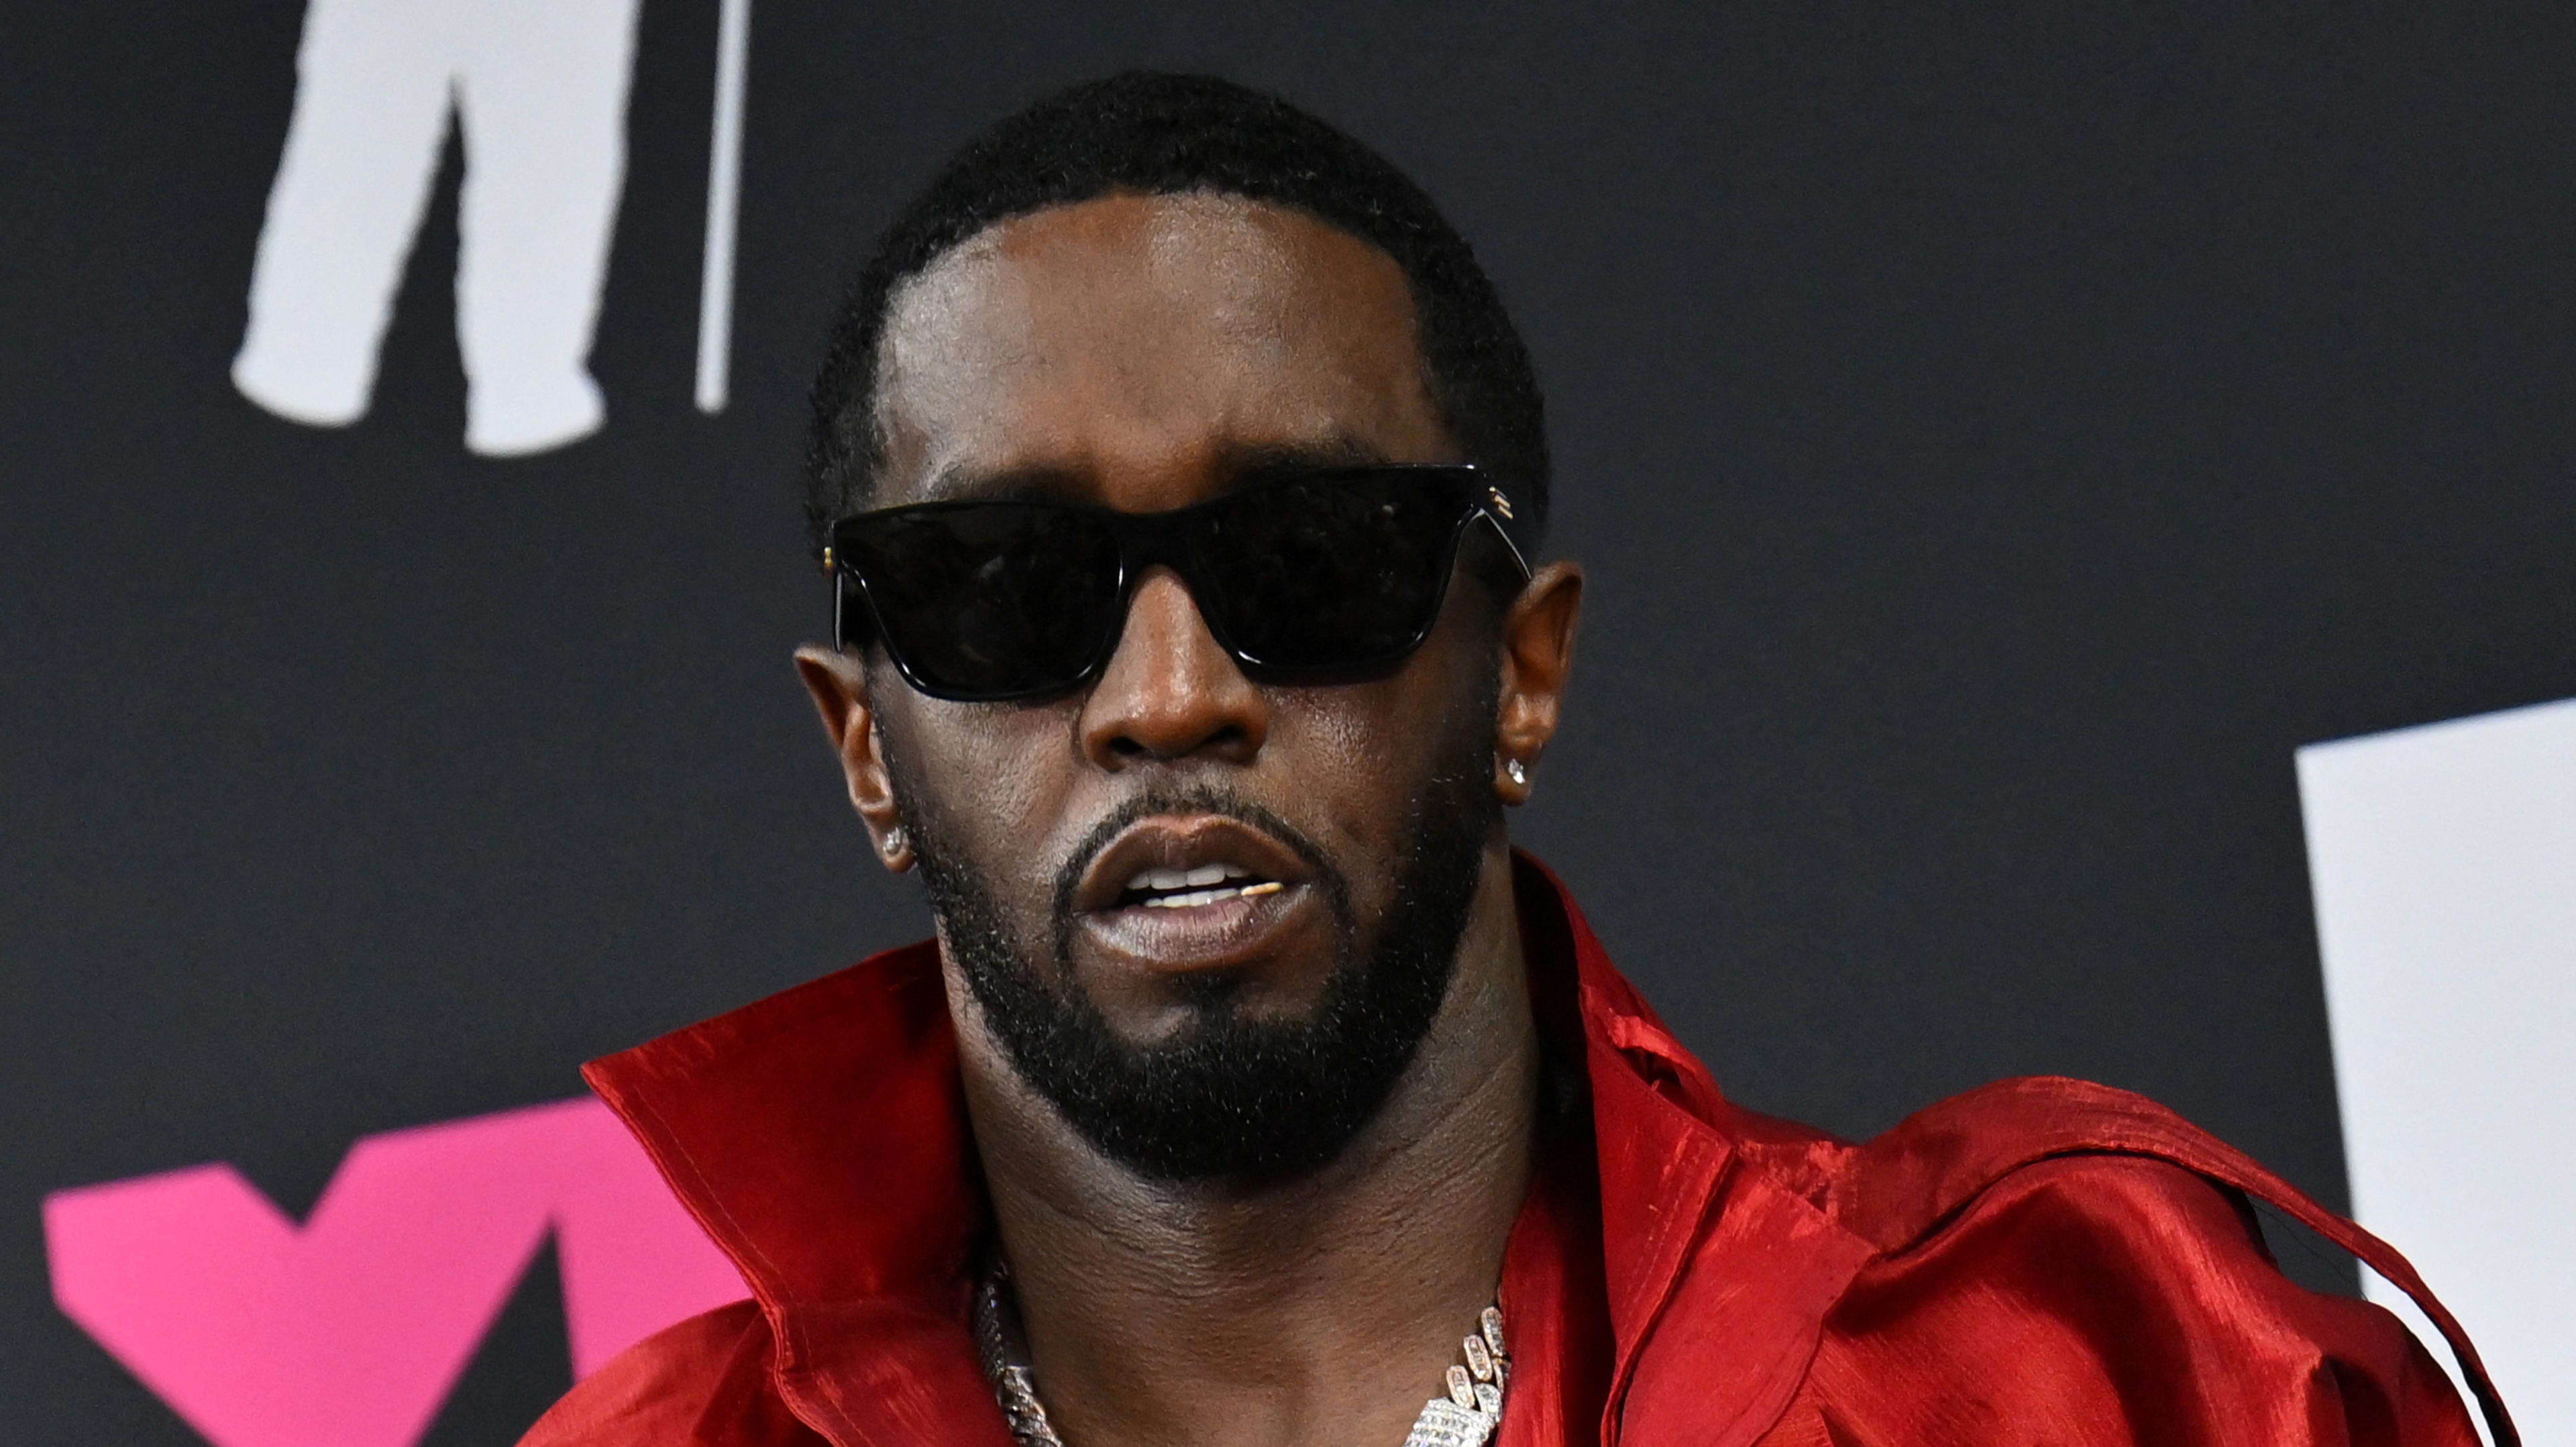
[1402,1395,1500,1447]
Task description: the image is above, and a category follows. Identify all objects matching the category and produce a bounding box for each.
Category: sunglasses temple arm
[1477,508,1534,581]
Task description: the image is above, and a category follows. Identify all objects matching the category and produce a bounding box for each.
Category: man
[523,73,2510,1446]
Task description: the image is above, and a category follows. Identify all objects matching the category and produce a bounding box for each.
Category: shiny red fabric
[522,855,2511,1446]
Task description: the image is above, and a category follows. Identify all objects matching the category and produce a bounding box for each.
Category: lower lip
[1075,881,1319,973]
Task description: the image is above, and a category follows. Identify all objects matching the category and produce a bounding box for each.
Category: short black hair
[804,70,1550,561]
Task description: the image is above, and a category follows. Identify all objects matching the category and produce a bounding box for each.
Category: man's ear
[793,644,914,872]
[1492,561,1583,806]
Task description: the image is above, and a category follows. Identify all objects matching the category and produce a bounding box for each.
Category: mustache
[1048,785,1340,924]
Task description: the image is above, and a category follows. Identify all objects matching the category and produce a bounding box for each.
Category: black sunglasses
[826,465,1532,702]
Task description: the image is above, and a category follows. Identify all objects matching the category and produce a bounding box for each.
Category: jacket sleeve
[517,1300,822,1447]
[1770,1155,2482,1447]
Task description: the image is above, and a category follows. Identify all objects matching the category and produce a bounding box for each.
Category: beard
[893,716,1499,1183]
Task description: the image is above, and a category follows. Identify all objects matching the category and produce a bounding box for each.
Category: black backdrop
[7,3,2575,1439]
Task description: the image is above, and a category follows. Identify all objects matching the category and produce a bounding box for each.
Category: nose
[1077,568,1269,769]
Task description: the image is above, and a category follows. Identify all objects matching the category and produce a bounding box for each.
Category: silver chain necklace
[973,1256,1511,1447]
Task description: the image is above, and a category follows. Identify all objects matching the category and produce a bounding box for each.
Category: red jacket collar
[1513,854,1876,1444]
[584,853,1874,1447]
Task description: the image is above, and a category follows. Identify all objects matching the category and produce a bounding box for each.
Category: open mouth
[1070,814,1326,976]
[1114,863,1287,910]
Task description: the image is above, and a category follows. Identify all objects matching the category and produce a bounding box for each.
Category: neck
[950,843,1540,1447]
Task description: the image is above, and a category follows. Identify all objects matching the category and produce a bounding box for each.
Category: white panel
[2298,696,2576,1442]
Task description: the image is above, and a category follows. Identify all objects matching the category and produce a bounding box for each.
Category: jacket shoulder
[1748,1077,2486,1446]
[518,1299,822,1447]
[1831,1074,2267,1251]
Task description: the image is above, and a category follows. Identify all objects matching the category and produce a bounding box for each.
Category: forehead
[871,192,1452,506]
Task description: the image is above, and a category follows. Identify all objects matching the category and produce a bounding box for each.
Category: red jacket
[523,855,2511,1446]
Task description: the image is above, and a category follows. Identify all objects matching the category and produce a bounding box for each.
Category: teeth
[1125,863,1258,892]
[1140,880,1285,909]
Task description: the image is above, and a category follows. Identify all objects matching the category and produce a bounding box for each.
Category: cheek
[888,695,1076,865]
[1271,661,1487,852]
[1276,591,1500,814]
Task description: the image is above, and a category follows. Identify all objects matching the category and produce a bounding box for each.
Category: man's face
[823,192,1521,1179]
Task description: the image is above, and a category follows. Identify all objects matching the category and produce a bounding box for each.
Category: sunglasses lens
[1191,474,1470,671]
[839,504,1122,698]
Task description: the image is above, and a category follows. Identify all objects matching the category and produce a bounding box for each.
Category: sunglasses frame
[825,464,1534,702]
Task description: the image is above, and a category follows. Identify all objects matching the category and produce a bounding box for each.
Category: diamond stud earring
[883,826,908,857]
[1504,759,1527,787]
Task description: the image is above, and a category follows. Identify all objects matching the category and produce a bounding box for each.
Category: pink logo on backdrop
[43,1097,748,1447]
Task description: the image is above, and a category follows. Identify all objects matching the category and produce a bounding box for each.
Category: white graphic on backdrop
[2298,696,2575,1446]
[232,0,643,456]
